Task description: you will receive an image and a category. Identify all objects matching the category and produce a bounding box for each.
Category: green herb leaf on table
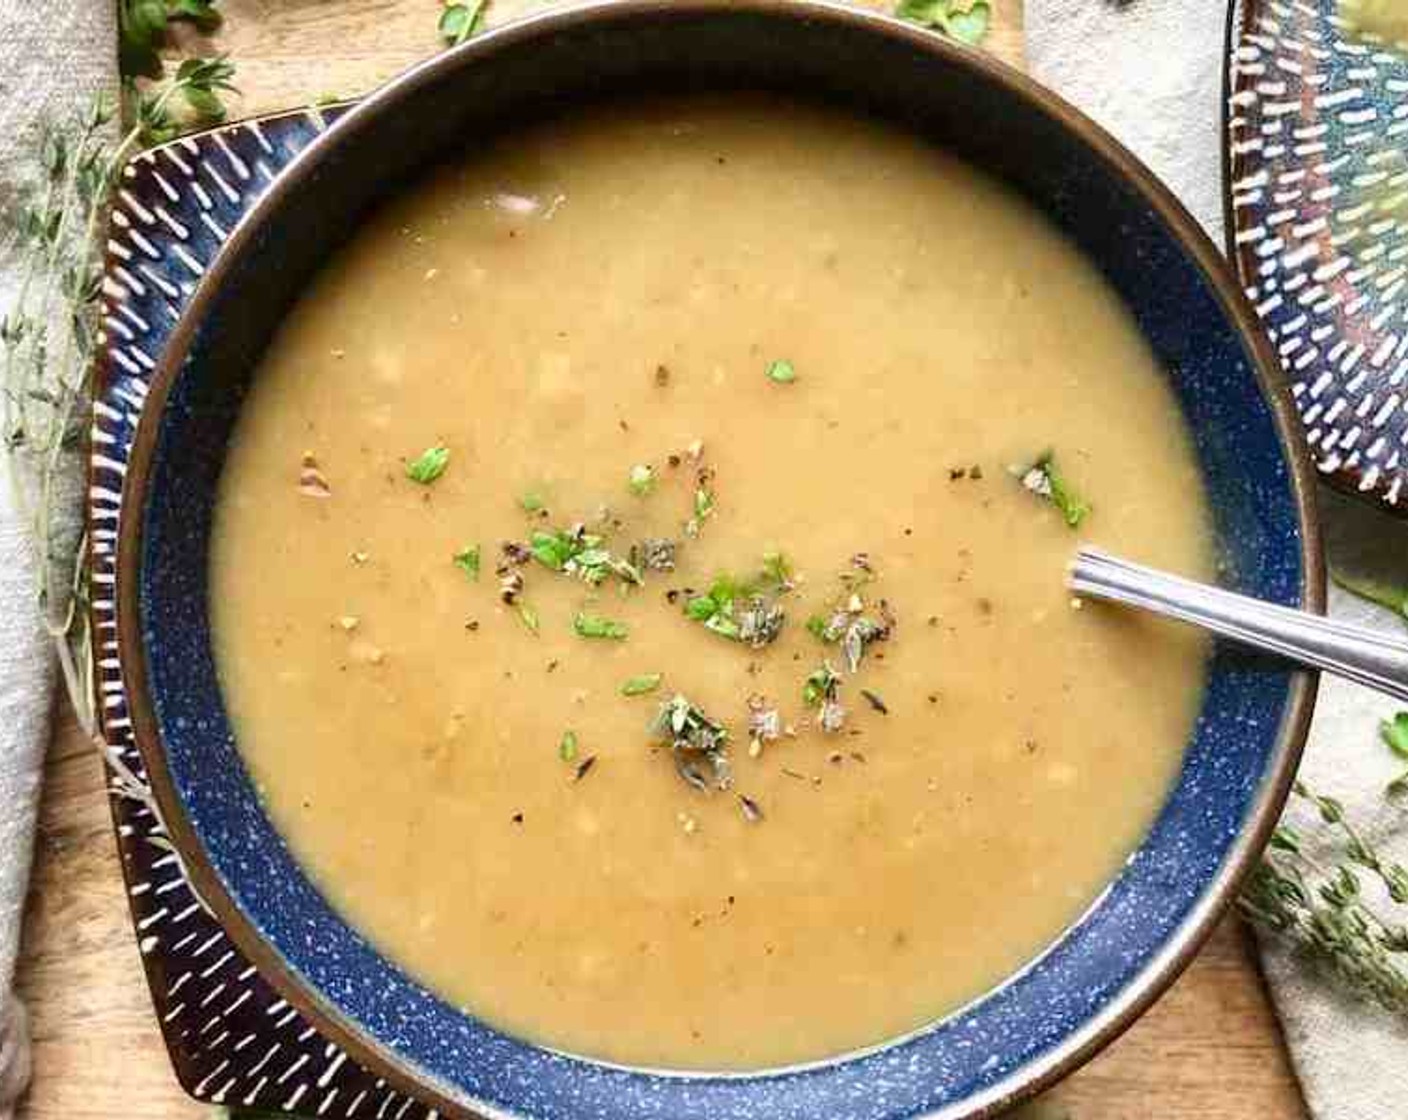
[452,544,480,580]
[439,0,488,45]
[621,672,664,696]
[520,490,546,514]
[574,612,629,640]
[766,359,797,384]
[406,444,450,484]
[559,729,579,762]
[1018,450,1090,528]
[516,602,540,635]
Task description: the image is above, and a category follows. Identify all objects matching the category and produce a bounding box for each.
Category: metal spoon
[1069,546,1408,704]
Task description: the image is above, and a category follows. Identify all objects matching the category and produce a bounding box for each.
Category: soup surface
[212,96,1212,1070]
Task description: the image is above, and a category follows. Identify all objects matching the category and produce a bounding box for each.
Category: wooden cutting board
[14,2,1308,1117]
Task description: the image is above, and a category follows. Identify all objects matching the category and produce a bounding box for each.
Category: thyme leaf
[406,444,449,484]
[574,612,629,640]
[531,526,642,587]
[621,672,663,696]
[807,559,895,671]
[1018,450,1090,528]
[559,729,579,762]
[803,662,846,733]
[683,564,789,647]
[452,544,481,580]
[628,463,656,497]
[765,359,797,384]
[684,465,716,538]
[516,602,540,634]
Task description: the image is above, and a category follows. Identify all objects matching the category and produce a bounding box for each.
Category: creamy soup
[211,97,1212,1070]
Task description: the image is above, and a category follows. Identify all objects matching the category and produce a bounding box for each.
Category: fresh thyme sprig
[1241,780,1408,1013]
[3,63,240,911]
[1243,572,1408,1009]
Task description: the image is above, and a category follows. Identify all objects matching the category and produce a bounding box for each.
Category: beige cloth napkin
[0,5,116,1119]
[1030,3,1408,1118]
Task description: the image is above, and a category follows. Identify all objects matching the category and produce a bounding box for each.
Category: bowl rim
[113,2,1325,1117]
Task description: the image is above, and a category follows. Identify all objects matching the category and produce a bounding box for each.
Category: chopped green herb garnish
[520,490,546,514]
[574,612,629,640]
[686,593,721,621]
[439,0,488,45]
[1333,569,1408,620]
[628,463,656,497]
[684,467,717,538]
[516,602,540,634]
[803,662,841,707]
[530,528,578,571]
[1018,450,1090,528]
[806,563,896,670]
[1383,713,1408,759]
[559,729,579,762]
[530,526,642,587]
[452,544,480,580]
[684,576,744,641]
[650,693,731,791]
[621,672,664,696]
[683,566,789,647]
[406,445,449,484]
[766,359,797,384]
[895,0,992,45]
[803,661,847,733]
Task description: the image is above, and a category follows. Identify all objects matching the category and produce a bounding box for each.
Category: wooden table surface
[14,2,1309,1117]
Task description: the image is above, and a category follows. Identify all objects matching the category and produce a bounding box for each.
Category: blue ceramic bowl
[117,3,1323,1117]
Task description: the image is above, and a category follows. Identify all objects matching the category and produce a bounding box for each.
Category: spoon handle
[1069,546,1408,704]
